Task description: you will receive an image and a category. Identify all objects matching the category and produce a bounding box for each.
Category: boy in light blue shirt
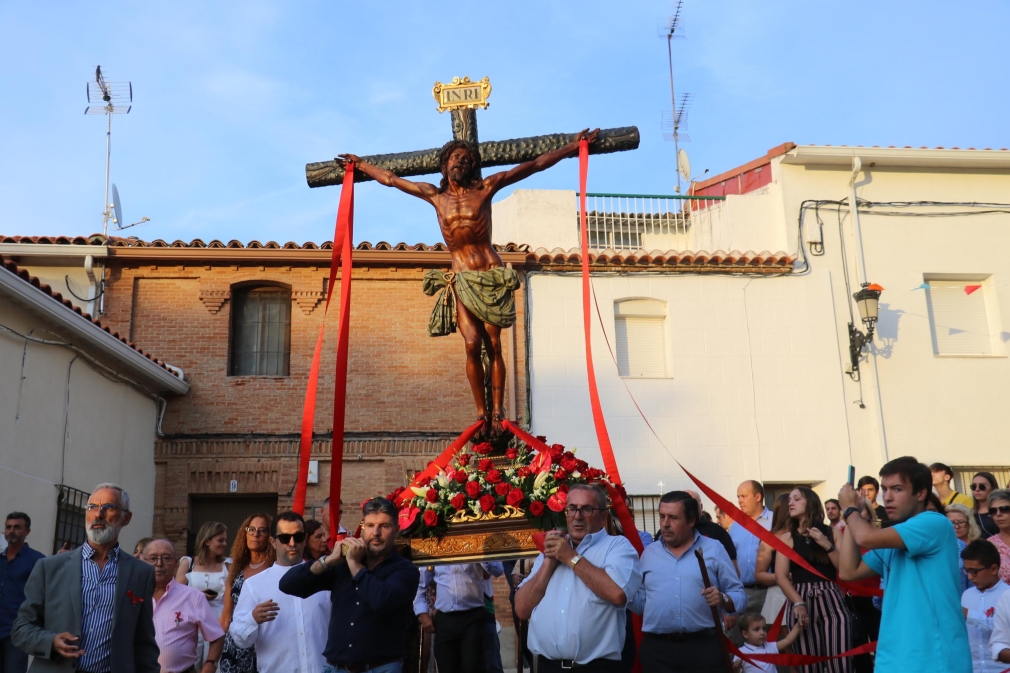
[838,456,971,673]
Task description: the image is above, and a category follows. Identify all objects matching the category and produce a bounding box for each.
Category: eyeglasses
[970,484,989,491]
[85,503,120,515]
[564,505,603,517]
[965,567,993,577]
[275,532,306,545]
[245,527,270,536]
[950,520,968,528]
[994,505,1010,515]
[146,555,175,565]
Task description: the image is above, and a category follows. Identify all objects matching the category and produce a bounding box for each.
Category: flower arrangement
[387,436,621,538]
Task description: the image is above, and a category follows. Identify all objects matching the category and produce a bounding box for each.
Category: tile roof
[0,234,528,253]
[0,255,174,372]
[526,247,795,271]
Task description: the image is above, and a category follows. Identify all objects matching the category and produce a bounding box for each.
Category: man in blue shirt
[516,484,642,673]
[1,512,44,673]
[727,480,771,641]
[838,456,972,673]
[630,491,745,673]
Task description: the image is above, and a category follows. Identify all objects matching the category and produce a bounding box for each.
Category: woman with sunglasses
[989,489,1010,584]
[971,472,1000,539]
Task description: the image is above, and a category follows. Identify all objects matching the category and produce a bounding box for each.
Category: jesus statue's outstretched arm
[484,128,600,195]
[335,154,438,203]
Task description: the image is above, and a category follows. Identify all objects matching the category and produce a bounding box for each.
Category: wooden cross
[305,76,639,187]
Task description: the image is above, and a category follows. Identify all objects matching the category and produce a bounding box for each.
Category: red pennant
[965,284,982,295]
[766,602,787,642]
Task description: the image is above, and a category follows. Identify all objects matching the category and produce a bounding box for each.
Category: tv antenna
[662,0,690,193]
[85,66,146,236]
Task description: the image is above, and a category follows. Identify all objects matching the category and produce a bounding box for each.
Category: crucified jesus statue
[337,128,599,438]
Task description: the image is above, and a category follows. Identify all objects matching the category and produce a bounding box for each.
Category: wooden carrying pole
[694,548,734,673]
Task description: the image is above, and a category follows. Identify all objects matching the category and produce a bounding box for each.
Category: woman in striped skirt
[775,487,854,673]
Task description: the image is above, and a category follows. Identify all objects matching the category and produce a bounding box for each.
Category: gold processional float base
[396,505,541,566]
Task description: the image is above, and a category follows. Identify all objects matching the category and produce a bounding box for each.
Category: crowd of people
[1,458,1010,673]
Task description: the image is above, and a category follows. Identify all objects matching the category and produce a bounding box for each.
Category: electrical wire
[64,275,105,303]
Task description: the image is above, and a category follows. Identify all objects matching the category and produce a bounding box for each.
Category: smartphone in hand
[847,465,856,487]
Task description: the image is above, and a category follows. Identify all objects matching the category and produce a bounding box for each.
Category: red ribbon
[766,601,786,642]
[293,163,355,544]
[393,421,484,507]
[729,638,876,667]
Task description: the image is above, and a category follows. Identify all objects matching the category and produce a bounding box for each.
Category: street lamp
[848,282,883,380]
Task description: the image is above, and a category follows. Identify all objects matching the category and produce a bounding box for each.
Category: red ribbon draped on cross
[293,163,355,543]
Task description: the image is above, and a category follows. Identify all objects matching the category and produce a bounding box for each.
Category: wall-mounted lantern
[848,282,883,380]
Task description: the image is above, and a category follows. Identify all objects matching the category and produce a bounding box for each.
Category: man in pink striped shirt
[144,539,225,673]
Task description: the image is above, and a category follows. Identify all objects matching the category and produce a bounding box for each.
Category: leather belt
[332,657,401,672]
[643,628,717,642]
[538,655,617,669]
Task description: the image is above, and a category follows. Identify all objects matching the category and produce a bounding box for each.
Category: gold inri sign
[432,76,492,114]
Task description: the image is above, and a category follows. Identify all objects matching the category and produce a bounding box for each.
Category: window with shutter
[614,298,667,378]
[229,286,292,376]
[925,279,997,355]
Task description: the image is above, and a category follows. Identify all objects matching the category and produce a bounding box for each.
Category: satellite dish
[677,149,691,184]
[111,183,123,228]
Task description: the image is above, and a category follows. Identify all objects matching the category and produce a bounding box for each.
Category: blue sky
[2,1,1007,247]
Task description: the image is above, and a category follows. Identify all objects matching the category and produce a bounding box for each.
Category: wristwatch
[842,507,861,521]
[569,554,583,569]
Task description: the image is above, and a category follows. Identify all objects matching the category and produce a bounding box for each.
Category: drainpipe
[846,157,889,464]
[84,254,97,317]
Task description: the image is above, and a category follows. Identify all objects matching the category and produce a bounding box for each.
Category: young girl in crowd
[733,611,804,673]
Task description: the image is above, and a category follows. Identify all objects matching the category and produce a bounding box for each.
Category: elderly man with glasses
[12,483,160,673]
[515,484,643,673]
[143,539,224,673]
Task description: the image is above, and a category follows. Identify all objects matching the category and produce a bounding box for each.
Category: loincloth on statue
[422,267,520,337]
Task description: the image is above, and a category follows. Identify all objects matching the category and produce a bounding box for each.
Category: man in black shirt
[281,497,420,672]
[857,476,889,525]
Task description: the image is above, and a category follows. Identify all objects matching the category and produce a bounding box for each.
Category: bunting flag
[965,284,982,295]
[292,163,355,543]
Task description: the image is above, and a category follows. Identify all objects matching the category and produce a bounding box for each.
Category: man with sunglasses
[229,511,329,673]
[515,484,642,673]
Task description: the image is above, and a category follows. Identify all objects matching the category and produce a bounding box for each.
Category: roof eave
[782,145,1010,170]
[0,266,190,396]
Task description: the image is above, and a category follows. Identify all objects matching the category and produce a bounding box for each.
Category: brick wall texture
[104,254,527,625]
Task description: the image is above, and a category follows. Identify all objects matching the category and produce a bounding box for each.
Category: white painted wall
[0,295,158,555]
[517,150,1010,505]
[492,190,577,250]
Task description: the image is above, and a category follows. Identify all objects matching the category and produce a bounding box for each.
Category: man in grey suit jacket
[11,484,159,673]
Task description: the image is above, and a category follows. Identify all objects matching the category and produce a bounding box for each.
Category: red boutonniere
[174,611,183,627]
[126,590,143,606]
[986,606,996,618]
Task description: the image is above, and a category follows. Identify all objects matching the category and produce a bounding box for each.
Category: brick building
[83,237,530,552]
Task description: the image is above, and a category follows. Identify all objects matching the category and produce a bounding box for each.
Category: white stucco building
[0,255,188,554]
[493,143,1010,518]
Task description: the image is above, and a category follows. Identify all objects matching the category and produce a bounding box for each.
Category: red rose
[495,482,511,496]
[473,442,493,455]
[507,488,524,507]
[425,489,438,503]
[457,454,471,467]
[388,486,406,502]
[560,456,578,473]
[529,500,545,516]
[486,469,502,484]
[549,443,565,458]
[450,493,466,510]
[576,459,589,473]
[479,494,496,513]
[478,458,493,472]
[423,509,439,527]
[547,491,568,512]
[465,481,481,498]
[454,470,468,484]
[558,483,569,494]
[505,447,518,460]
[553,468,567,480]
[516,466,532,478]
[419,476,432,486]
[536,435,548,442]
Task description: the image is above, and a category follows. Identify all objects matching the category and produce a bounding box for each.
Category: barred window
[229,286,291,376]
[53,484,88,554]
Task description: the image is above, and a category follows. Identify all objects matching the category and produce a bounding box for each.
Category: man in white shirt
[414,561,504,673]
[230,511,330,673]
[515,484,642,673]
